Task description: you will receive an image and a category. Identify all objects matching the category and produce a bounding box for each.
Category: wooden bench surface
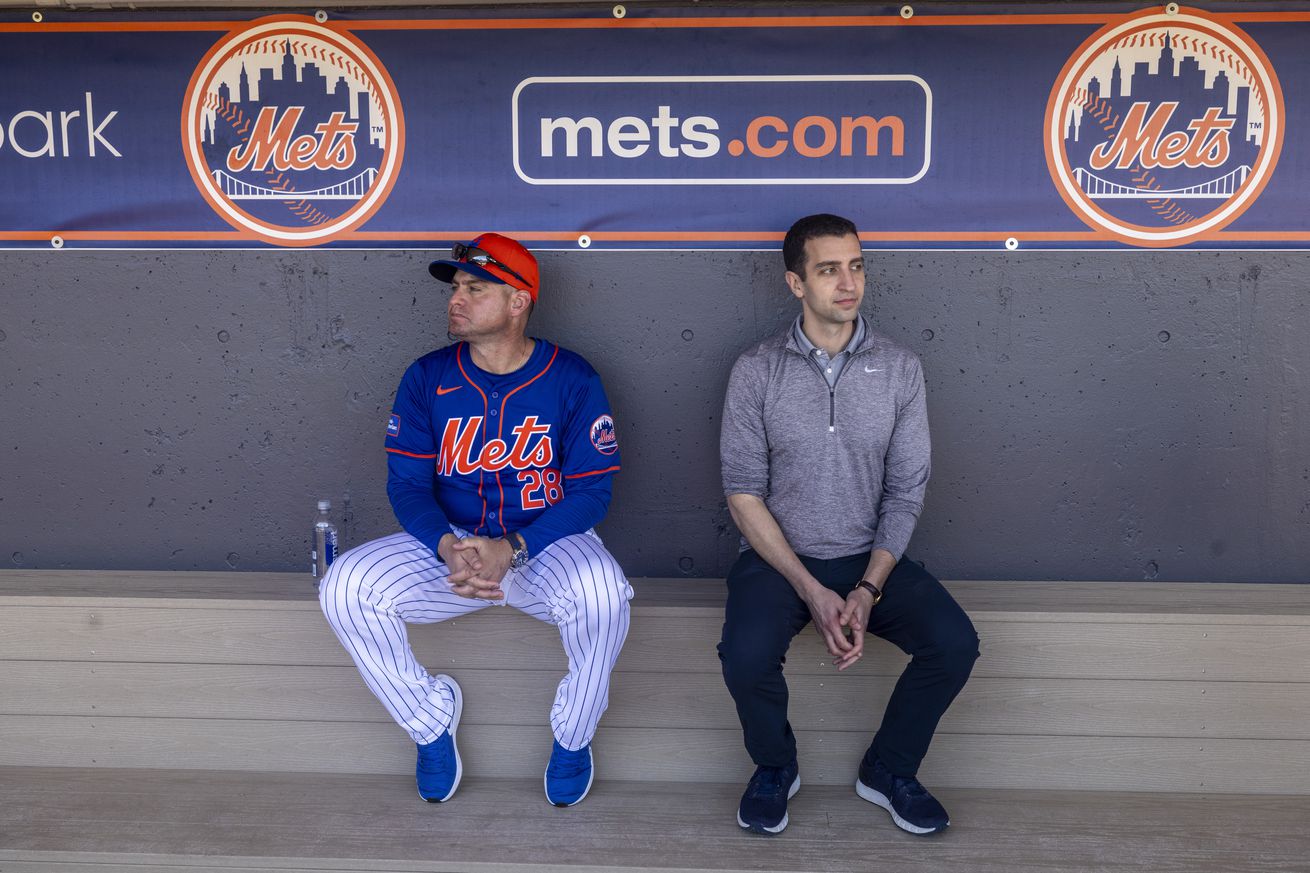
[1,570,1306,794]
[2,569,1307,618]
[2,766,1308,873]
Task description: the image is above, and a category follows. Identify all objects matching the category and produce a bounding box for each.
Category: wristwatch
[855,580,883,607]
[507,532,530,570]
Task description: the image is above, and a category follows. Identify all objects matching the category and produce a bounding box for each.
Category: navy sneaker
[416,674,462,802]
[736,761,801,835]
[856,753,949,835]
[544,740,593,807]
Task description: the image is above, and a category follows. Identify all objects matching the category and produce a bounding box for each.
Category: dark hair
[783,214,860,277]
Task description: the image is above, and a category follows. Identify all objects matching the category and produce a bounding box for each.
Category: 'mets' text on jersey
[384,340,621,555]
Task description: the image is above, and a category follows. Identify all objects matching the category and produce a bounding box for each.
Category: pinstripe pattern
[320,528,632,750]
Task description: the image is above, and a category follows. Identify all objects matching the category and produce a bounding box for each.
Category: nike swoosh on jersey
[436,385,462,396]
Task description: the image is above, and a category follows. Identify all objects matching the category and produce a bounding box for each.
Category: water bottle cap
[317,499,331,511]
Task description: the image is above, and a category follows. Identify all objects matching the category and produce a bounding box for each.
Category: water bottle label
[325,531,337,567]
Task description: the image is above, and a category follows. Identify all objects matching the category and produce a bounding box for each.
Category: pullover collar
[786,313,873,357]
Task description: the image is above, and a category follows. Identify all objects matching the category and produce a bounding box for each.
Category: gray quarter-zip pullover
[720,315,931,561]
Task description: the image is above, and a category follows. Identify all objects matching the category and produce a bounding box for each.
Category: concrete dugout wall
[1,247,1306,582]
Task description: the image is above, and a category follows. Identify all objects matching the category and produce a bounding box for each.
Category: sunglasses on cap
[452,243,531,289]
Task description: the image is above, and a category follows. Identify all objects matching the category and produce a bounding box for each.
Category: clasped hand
[439,535,514,600]
[804,584,875,672]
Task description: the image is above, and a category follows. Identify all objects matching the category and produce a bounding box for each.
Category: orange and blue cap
[429,233,540,301]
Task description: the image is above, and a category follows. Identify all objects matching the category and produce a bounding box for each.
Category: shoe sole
[420,674,463,803]
[545,745,594,807]
[855,778,948,835]
[737,773,801,835]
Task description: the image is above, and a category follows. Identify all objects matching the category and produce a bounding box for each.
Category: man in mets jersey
[719,214,979,836]
[320,233,630,807]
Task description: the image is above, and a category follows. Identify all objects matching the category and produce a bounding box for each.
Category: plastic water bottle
[312,499,339,582]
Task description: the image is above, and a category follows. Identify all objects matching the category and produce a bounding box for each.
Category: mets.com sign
[0,5,1304,250]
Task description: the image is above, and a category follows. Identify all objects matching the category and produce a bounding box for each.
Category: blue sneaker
[416,674,462,802]
[544,740,593,807]
[736,761,800,835]
[856,753,949,835]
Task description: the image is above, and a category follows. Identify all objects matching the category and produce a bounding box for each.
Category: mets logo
[590,415,618,456]
[439,416,555,476]
[1045,7,1283,247]
[181,16,404,246]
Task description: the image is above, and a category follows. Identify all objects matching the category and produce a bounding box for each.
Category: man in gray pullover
[718,213,979,837]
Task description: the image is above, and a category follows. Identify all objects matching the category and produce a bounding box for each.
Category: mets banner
[0,4,1306,250]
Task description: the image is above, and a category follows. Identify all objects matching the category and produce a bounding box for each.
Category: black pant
[717,549,979,777]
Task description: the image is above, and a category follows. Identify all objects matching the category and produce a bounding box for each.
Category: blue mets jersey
[384,339,620,557]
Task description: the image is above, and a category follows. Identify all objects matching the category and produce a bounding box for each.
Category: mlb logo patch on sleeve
[387,414,402,438]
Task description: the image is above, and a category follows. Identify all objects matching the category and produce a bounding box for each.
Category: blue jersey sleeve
[384,360,454,558]
[515,364,621,556]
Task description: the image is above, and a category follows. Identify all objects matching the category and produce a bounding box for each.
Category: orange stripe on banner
[0,14,1104,35]
[343,231,1119,243]
[861,231,1112,241]
[340,231,791,242]
[1220,12,1310,23]
[339,14,1114,31]
[337,231,791,241]
[0,231,250,241]
[0,22,239,32]
[1210,232,1310,241]
[8,230,1310,245]
[4,12,1307,36]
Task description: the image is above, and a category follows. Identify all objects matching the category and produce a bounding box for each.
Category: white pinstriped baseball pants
[319,529,632,751]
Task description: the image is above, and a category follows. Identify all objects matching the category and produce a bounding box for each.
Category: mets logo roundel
[182,16,404,246]
[590,415,618,456]
[1045,7,1283,247]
